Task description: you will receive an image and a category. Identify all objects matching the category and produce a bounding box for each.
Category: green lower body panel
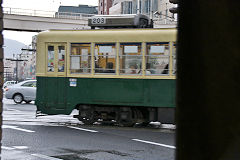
[35,77,176,115]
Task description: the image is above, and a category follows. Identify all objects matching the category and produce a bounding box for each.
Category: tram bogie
[74,104,152,126]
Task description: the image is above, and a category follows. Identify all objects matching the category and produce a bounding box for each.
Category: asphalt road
[2,98,176,160]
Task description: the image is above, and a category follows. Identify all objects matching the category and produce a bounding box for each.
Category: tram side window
[58,46,65,72]
[146,42,170,75]
[173,42,177,75]
[94,43,116,74]
[48,46,54,72]
[120,43,142,75]
[70,43,91,74]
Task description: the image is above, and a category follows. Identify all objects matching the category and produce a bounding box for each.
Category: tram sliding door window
[70,43,91,74]
[146,42,170,75]
[94,43,116,74]
[48,46,54,72]
[58,46,65,72]
[119,43,142,74]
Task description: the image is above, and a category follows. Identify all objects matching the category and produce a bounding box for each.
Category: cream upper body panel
[37,28,177,43]
[36,28,177,79]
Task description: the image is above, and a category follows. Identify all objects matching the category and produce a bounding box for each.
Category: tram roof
[37,28,177,43]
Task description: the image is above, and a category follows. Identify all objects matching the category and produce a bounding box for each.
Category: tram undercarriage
[73,105,174,126]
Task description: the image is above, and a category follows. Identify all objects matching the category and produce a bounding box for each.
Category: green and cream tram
[36,28,177,126]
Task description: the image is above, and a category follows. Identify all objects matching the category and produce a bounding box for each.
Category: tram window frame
[119,43,142,75]
[94,43,116,74]
[70,43,92,74]
[146,42,170,75]
[172,42,177,75]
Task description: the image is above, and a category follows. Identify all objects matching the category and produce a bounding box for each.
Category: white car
[5,80,37,104]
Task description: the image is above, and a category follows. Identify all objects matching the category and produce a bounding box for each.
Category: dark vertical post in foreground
[176,1,240,160]
[0,0,3,156]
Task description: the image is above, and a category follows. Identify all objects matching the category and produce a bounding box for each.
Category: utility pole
[150,0,153,19]
[6,55,27,82]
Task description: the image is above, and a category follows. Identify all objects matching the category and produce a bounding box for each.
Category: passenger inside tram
[146,63,152,74]
[105,62,115,73]
[129,64,137,74]
[161,64,169,74]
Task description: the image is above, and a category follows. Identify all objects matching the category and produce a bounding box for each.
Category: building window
[153,0,158,12]
[139,0,142,13]
[129,2,133,14]
[145,0,151,14]
[70,43,91,74]
[94,43,116,74]
[146,42,170,75]
[120,43,142,75]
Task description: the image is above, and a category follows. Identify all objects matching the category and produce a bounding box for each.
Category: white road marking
[132,139,176,149]
[13,146,28,149]
[2,125,35,133]
[67,126,98,133]
[7,108,21,112]
[2,146,15,150]
[31,154,63,160]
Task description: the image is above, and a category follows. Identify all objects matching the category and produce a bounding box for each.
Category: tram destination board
[91,17,106,24]
[88,14,153,29]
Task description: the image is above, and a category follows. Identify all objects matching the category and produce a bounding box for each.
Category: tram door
[46,43,67,111]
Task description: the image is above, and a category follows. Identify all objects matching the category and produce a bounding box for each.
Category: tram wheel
[117,107,135,127]
[78,105,95,125]
[141,122,150,127]
[80,118,94,125]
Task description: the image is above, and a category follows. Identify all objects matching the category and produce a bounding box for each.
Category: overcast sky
[3,0,98,45]
[3,0,98,11]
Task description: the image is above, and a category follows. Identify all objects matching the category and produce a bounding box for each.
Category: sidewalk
[1,148,63,160]
[1,149,40,160]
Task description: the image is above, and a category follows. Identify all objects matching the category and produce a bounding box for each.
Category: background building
[55,5,98,19]
[18,53,35,81]
[58,5,98,14]
[99,0,113,15]
[109,0,177,24]
[4,59,15,81]
[110,0,158,16]
[157,0,177,20]
[4,35,37,82]
[18,35,37,81]
[110,0,159,17]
